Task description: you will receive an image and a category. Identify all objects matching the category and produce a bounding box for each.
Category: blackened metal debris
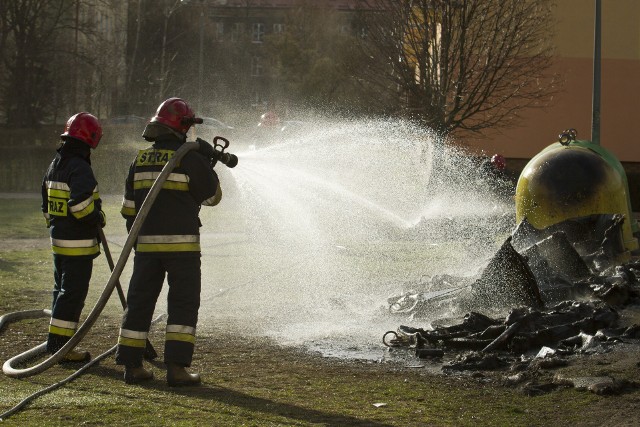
[384,214,640,389]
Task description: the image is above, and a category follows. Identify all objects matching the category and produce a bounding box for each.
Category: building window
[215,21,224,41]
[231,23,244,42]
[252,23,265,43]
[251,56,263,77]
[96,10,111,40]
[251,90,267,109]
[273,23,285,34]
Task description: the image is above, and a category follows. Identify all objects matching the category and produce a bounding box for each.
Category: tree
[262,1,379,116]
[123,0,199,116]
[0,0,72,126]
[0,0,128,126]
[356,0,557,136]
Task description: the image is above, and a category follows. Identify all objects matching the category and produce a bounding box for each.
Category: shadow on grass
[65,361,393,427]
[0,258,19,274]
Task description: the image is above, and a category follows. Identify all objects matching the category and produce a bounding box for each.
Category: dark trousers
[116,255,201,367]
[48,254,93,353]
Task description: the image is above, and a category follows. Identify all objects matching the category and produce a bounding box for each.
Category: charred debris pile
[384,214,640,392]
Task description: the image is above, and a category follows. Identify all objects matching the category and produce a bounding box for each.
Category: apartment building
[201,0,362,111]
[196,0,640,164]
[464,0,640,163]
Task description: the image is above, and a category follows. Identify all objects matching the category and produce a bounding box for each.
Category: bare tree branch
[356,0,558,137]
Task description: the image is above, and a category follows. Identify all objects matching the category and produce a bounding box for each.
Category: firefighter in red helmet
[258,111,280,128]
[490,154,506,172]
[480,153,513,199]
[41,112,106,362]
[115,98,221,386]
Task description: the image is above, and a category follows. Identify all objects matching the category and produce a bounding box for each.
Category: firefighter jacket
[41,139,103,257]
[120,135,220,257]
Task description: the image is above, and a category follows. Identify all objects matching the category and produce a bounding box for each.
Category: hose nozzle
[196,136,238,168]
[215,150,238,168]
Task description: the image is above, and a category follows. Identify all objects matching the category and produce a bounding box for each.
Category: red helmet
[150,97,202,134]
[490,154,506,170]
[61,112,103,148]
[259,111,280,127]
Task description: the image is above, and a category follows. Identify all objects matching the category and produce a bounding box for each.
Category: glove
[99,210,107,228]
[196,138,215,159]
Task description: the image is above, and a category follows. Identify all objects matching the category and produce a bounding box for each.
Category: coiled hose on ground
[1,140,199,378]
[0,313,165,421]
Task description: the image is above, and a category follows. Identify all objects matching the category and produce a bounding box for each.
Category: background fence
[0,126,141,195]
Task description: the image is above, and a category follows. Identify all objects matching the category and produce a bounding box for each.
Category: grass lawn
[0,197,638,426]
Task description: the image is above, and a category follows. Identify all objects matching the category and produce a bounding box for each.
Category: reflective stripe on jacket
[136,234,200,253]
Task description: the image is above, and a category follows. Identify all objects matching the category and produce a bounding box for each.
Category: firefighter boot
[124,364,154,385]
[166,363,201,387]
[61,350,91,363]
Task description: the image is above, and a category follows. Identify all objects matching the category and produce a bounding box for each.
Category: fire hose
[0,313,166,421]
[0,231,158,376]
[0,137,237,420]
[1,140,201,378]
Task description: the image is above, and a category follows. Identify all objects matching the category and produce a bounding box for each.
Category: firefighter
[486,153,514,199]
[258,110,280,128]
[490,153,507,175]
[41,112,106,362]
[115,97,221,386]
[252,110,281,147]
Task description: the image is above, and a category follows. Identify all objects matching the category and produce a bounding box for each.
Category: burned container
[515,131,638,260]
